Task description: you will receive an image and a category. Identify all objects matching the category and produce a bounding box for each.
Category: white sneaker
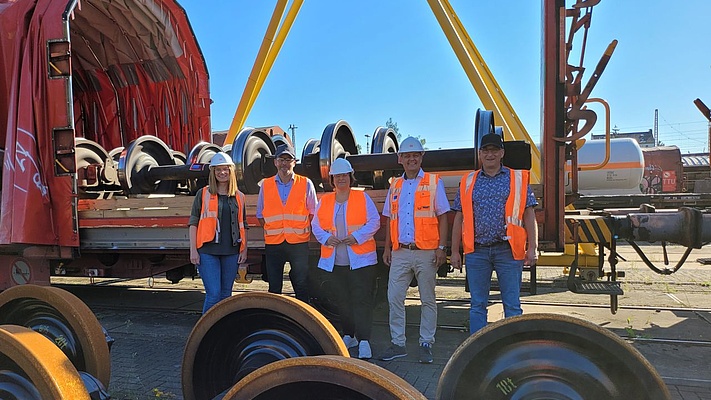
[342,335,358,349]
[358,340,372,359]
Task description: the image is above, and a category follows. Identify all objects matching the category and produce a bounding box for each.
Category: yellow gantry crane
[225,0,541,187]
[225,0,303,146]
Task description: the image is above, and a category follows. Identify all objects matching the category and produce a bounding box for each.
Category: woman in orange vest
[311,158,380,359]
[188,152,247,314]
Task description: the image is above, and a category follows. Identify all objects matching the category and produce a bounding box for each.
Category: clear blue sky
[178,1,711,156]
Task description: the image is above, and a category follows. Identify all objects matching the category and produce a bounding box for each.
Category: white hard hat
[398,137,424,153]
[329,158,354,175]
[209,152,234,168]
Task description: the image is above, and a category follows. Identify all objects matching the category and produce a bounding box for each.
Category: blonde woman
[189,152,247,313]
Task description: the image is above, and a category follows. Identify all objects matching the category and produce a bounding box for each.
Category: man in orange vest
[257,144,317,303]
[450,133,538,334]
[380,137,450,364]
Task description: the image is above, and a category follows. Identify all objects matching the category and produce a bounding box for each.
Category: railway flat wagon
[0,0,210,289]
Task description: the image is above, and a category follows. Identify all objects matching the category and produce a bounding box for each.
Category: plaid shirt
[452,166,537,245]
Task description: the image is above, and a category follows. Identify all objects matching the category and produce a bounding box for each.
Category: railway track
[53,280,711,339]
[574,192,711,210]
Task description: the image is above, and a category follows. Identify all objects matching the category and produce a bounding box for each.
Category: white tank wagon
[568,138,645,196]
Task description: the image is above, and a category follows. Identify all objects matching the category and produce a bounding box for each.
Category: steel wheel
[117,135,177,194]
[318,120,358,191]
[370,127,398,154]
[173,150,187,165]
[223,355,426,400]
[301,138,320,159]
[108,146,124,163]
[298,138,322,187]
[370,126,399,189]
[182,292,348,400]
[230,128,276,194]
[473,109,495,169]
[0,325,90,399]
[186,141,223,193]
[0,285,111,388]
[436,313,670,400]
[186,141,222,165]
[270,134,291,150]
[76,137,118,187]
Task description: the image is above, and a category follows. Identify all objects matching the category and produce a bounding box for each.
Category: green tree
[386,117,426,149]
[386,117,400,140]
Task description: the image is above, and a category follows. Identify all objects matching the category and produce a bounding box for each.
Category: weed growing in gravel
[152,388,176,398]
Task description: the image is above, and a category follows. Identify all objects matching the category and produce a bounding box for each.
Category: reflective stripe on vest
[317,191,377,262]
[389,172,440,250]
[460,169,529,259]
[262,175,311,244]
[196,187,246,252]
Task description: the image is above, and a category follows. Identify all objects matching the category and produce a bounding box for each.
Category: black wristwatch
[437,245,447,251]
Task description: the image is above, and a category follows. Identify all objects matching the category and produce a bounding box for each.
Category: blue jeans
[197,252,239,314]
[465,242,523,334]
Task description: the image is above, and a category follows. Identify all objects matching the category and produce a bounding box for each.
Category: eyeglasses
[479,148,502,154]
[276,157,295,163]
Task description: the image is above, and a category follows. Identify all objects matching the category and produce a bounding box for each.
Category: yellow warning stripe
[565,216,612,244]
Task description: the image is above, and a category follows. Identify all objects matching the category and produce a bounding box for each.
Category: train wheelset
[0,285,112,399]
[0,285,672,399]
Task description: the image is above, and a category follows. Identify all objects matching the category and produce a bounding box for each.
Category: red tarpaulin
[0,0,210,246]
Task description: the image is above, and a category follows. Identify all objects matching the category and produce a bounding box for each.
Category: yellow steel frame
[426,0,541,184]
[225,0,304,146]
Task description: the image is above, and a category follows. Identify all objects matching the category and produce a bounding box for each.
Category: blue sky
[178,1,711,156]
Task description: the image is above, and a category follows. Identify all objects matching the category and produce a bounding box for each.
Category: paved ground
[51,244,711,399]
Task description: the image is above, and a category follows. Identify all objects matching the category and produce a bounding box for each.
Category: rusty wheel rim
[436,313,670,400]
[223,355,426,400]
[182,292,348,400]
[0,325,90,399]
[0,285,111,388]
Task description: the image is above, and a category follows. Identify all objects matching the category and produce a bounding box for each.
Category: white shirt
[312,191,381,271]
[382,169,450,245]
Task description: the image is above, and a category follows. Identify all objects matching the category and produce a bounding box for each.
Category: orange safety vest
[195,187,246,252]
[388,172,440,251]
[460,169,529,259]
[262,174,311,244]
[317,190,376,262]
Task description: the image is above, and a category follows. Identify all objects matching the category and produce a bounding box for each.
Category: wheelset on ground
[0,285,113,399]
[0,325,92,400]
[181,292,348,400]
[222,356,427,400]
[436,313,671,400]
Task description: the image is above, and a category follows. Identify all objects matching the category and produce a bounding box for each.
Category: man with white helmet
[257,143,317,303]
[380,137,450,364]
[311,158,380,359]
[188,152,248,313]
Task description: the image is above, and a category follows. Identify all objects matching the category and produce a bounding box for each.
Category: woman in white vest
[311,158,380,359]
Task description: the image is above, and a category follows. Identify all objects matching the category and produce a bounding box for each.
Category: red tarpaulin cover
[0,0,210,246]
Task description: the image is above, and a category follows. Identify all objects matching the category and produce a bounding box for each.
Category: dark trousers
[265,241,310,303]
[331,264,376,341]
